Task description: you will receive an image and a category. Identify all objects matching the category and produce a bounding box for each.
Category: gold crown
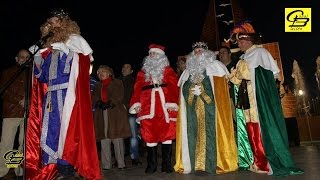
[192,42,208,50]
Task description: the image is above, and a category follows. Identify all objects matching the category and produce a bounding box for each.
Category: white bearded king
[186,48,217,84]
[174,42,238,174]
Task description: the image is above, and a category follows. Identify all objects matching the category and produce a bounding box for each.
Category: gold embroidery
[200,85,212,104]
[194,94,206,171]
[188,84,195,106]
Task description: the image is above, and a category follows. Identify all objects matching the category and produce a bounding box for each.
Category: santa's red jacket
[129,66,179,143]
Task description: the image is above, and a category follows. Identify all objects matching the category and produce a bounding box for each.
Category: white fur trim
[179,80,191,173]
[206,60,229,77]
[66,34,93,55]
[136,89,156,124]
[129,102,141,114]
[158,88,170,123]
[136,87,171,124]
[170,118,177,122]
[57,52,78,158]
[51,42,70,54]
[165,103,178,111]
[149,48,165,55]
[267,162,273,175]
[241,46,280,74]
[146,142,158,147]
[178,70,190,87]
[162,140,172,144]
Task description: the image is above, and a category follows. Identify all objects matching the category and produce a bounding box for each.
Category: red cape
[26,54,101,179]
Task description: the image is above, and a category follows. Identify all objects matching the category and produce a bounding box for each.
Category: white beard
[186,50,216,84]
[142,54,169,83]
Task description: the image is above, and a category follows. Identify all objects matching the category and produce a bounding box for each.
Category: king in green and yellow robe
[175,65,238,174]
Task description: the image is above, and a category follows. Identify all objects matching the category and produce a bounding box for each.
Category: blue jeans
[128,115,139,160]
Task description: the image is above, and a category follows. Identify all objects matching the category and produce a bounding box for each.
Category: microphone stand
[0,42,42,179]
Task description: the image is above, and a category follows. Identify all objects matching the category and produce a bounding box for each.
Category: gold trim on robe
[174,99,184,173]
[214,76,238,174]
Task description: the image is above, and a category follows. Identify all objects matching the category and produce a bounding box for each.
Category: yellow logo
[3,150,24,168]
[285,8,311,32]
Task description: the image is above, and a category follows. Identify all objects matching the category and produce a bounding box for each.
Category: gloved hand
[96,100,114,110]
[28,45,39,54]
[95,100,103,109]
[191,85,202,96]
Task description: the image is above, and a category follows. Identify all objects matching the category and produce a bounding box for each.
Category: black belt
[142,84,167,90]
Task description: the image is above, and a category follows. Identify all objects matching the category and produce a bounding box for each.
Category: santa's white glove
[191,85,202,96]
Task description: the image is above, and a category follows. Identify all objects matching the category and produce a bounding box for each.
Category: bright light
[298,90,304,96]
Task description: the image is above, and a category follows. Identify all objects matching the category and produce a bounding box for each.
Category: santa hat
[148,44,165,55]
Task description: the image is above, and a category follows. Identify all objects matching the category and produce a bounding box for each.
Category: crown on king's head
[49,8,69,19]
[192,42,208,50]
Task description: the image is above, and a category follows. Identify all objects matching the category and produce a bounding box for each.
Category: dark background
[2,0,319,97]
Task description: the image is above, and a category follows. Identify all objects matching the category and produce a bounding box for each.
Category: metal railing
[310,96,320,115]
[298,96,320,116]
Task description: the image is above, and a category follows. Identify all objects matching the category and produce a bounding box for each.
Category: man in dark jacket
[0,49,30,178]
[120,63,142,166]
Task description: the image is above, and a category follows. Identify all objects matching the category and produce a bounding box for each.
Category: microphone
[36,31,54,47]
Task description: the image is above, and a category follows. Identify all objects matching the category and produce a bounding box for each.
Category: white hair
[142,53,169,83]
[186,49,216,84]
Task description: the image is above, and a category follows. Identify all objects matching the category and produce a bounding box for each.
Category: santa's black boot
[161,144,173,173]
[145,146,158,173]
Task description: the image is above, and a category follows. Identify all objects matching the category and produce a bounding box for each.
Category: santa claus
[129,44,179,174]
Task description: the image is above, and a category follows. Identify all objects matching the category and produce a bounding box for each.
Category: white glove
[29,45,39,54]
[191,85,202,96]
[134,106,141,113]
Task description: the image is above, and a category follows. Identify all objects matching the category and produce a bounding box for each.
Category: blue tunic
[34,50,73,165]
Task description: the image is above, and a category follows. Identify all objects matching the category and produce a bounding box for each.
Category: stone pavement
[101,144,320,180]
[1,144,319,179]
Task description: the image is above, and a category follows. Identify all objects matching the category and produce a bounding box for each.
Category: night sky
[2,0,320,97]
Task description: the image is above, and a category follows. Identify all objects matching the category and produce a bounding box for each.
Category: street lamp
[298,89,313,145]
[298,90,304,96]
